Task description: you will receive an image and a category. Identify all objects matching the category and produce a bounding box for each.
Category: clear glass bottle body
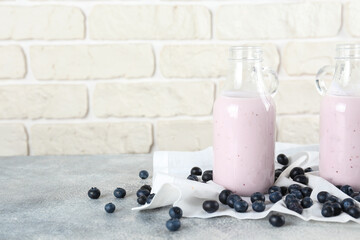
[213,46,278,196]
[317,44,360,190]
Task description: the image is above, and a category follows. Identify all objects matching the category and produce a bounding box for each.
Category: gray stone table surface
[1,155,360,240]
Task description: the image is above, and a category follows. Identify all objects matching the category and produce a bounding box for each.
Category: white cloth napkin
[133,143,360,223]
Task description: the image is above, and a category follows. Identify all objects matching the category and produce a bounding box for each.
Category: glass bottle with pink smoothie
[316,44,360,191]
[213,46,278,196]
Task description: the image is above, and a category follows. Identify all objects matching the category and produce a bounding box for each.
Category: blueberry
[354,195,360,202]
[147,193,155,204]
[280,186,288,196]
[252,200,266,212]
[219,190,232,205]
[169,207,183,219]
[88,187,101,199]
[301,187,313,197]
[234,200,249,213]
[202,200,219,213]
[331,202,342,216]
[190,167,202,176]
[277,154,289,165]
[104,203,115,213]
[136,189,150,198]
[139,170,149,179]
[268,186,281,195]
[326,195,341,203]
[317,191,330,203]
[321,205,334,217]
[351,192,359,198]
[202,170,213,182]
[137,195,147,205]
[269,191,282,203]
[286,199,303,214]
[340,185,354,196]
[285,194,297,203]
[289,167,305,180]
[227,194,242,208]
[113,188,126,198]
[304,167,313,173]
[166,218,181,231]
[301,197,313,208]
[341,198,355,212]
[275,169,283,178]
[187,175,198,181]
[293,175,309,185]
[140,185,152,192]
[289,189,303,199]
[288,184,302,192]
[336,185,342,189]
[347,206,360,219]
[269,214,285,227]
[281,165,288,171]
[250,192,265,203]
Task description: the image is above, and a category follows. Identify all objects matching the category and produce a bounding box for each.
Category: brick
[277,116,319,144]
[0,45,26,79]
[31,123,153,155]
[89,5,211,40]
[0,6,84,40]
[160,44,279,78]
[0,124,27,156]
[275,80,321,114]
[156,120,212,151]
[345,2,360,37]
[283,42,336,76]
[30,45,154,80]
[93,82,214,117]
[215,2,341,40]
[0,85,87,119]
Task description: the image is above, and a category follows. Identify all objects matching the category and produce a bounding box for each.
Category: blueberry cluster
[317,191,360,218]
[166,207,183,231]
[136,184,156,205]
[87,186,127,214]
[275,153,312,183]
[187,167,213,183]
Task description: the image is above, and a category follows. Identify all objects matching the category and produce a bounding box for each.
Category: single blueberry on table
[289,167,305,180]
[340,185,354,196]
[190,167,202,176]
[269,214,285,227]
[288,184,302,192]
[113,188,126,198]
[139,170,149,179]
[203,200,220,213]
[250,192,265,203]
[104,203,116,213]
[169,206,183,219]
[280,186,288,196]
[304,167,313,173]
[88,187,101,199]
[347,206,360,219]
[268,186,282,195]
[301,197,313,209]
[219,190,232,205]
[252,200,266,212]
[137,195,147,205]
[301,187,313,197]
[202,170,213,182]
[227,194,242,208]
[293,175,309,185]
[147,193,155,204]
[277,154,289,166]
[140,184,152,192]
[166,218,181,231]
[317,191,330,203]
[331,202,342,216]
[187,175,198,181]
[290,189,303,200]
[326,195,341,203]
[321,205,334,217]
[234,200,249,213]
[341,198,355,212]
[136,189,150,198]
[269,191,283,203]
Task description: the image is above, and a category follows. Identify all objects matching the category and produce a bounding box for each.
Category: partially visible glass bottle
[316,44,360,191]
[213,46,278,196]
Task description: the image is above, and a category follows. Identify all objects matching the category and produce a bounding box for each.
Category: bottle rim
[229,46,263,61]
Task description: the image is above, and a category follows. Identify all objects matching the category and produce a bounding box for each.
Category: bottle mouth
[229,46,263,61]
[336,44,360,60]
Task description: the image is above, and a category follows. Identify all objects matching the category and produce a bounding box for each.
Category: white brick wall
[0,0,357,156]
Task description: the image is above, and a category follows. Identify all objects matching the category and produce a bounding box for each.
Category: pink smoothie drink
[213,93,276,196]
[320,95,360,191]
